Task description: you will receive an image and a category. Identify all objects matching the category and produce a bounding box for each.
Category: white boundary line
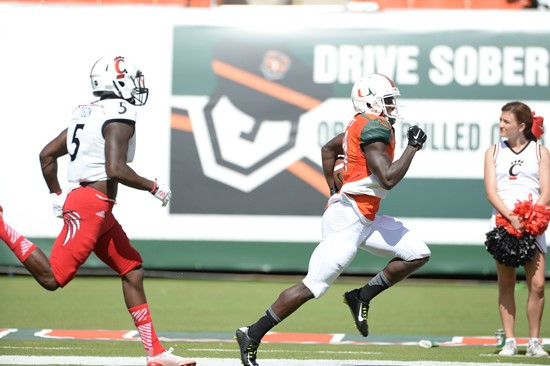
[1,356,550,366]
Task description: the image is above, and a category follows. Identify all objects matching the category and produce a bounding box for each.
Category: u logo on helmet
[114,56,127,80]
[357,88,372,98]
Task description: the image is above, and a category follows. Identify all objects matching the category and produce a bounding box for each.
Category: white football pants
[302,197,431,298]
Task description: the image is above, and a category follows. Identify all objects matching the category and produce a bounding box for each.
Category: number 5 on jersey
[69,123,85,161]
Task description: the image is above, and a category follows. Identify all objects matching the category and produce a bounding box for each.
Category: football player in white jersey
[484,101,549,358]
[0,55,196,366]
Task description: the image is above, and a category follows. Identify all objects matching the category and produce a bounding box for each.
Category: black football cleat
[343,288,370,337]
[236,326,261,366]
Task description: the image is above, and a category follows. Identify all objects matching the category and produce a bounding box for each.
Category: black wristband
[408,140,422,148]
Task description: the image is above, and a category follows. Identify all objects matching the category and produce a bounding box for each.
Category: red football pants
[50,186,142,287]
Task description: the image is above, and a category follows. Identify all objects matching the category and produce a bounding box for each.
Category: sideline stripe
[11,327,550,347]
[0,356,547,366]
[0,329,17,339]
[19,328,547,346]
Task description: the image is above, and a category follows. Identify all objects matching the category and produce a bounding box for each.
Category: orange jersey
[341,113,395,221]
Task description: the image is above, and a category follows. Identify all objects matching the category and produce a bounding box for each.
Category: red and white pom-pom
[496,195,550,237]
[523,203,550,236]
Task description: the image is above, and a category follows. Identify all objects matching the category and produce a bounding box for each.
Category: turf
[0,275,549,365]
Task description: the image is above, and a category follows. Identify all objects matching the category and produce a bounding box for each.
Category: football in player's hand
[334,157,344,190]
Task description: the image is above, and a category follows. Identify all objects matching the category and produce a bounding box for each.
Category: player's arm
[536,145,550,206]
[483,145,522,230]
[363,141,419,190]
[321,133,344,194]
[39,129,68,194]
[104,121,156,192]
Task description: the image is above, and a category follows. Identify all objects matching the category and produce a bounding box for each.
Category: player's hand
[407,125,427,149]
[151,180,172,207]
[50,192,65,218]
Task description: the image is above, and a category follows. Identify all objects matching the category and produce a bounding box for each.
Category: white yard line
[1,356,550,366]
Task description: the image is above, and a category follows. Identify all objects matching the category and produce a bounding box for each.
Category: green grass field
[1,274,549,365]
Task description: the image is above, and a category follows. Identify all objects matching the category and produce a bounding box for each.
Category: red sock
[128,303,165,357]
[0,216,36,262]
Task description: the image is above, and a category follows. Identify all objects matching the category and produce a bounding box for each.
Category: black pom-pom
[485,226,538,267]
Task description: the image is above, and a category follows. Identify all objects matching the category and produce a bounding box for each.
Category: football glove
[50,192,65,218]
[407,125,427,149]
[151,180,172,207]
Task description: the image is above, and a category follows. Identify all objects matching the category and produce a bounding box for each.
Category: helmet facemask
[112,70,149,106]
[379,95,401,124]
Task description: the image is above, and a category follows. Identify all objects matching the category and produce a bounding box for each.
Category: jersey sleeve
[359,115,392,145]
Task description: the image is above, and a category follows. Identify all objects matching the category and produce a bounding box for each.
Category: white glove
[151,180,172,207]
[50,192,65,218]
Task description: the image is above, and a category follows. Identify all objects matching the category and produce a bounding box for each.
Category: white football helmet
[90,55,149,106]
[351,73,401,123]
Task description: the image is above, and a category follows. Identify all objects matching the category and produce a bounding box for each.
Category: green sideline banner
[168,24,549,252]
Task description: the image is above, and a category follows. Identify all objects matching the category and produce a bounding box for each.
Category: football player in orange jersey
[236,73,430,366]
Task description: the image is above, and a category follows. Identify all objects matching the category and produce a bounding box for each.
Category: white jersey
[67,98,137,183]
[493,140,541,208]
[491,140,546,253]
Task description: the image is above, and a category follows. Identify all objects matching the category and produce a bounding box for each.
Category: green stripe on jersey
[360,115,392,145]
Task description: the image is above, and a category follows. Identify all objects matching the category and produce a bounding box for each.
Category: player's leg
[237,201,367,365]
[245,281,314,342]
[249,200,365,336]
[121,265,147,307]
[344,215,430,336]
[360,215,430,298]
[0,207,58,290]
[48,187,112,290]
[21,250,59,290]
[236,282,314,366]
[94,217,195,366]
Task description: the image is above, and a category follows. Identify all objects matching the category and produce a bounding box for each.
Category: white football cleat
[147,347,196,366]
